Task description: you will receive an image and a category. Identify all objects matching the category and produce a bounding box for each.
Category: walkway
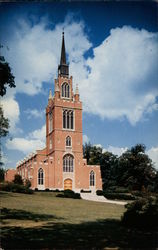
[80,193,127,205]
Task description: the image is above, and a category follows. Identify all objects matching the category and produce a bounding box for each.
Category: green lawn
[0,191,157,249]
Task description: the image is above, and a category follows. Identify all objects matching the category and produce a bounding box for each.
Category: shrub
[103,192,135,200]
[96,190,103,196]
[122,197,158,229]
[13,174,23,185]
[80,189,91,193]
[0,182,33,194]
[25,179,31,189]
[56,189,81,199]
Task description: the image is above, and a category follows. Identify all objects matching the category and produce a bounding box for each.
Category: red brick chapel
[5,33,102,192]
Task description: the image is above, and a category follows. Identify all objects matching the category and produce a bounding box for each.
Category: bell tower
[45,32,83,190]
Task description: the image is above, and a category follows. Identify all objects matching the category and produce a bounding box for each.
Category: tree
[0,106,9,137]
[118,144,157,191]
[83,142,92,164]
[0,49,16,166]
[0,167,5,182]
[13,174,23,185]
[0,54,15,96]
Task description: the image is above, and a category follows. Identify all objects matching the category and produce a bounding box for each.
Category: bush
[13,174,23,185]
[96,190,103,196]
[25,179,31,189]
[56,189,81,199]
[122,197,158,229]
[80,189,91,193]
[103,192,135,200]
[0,182,33,194]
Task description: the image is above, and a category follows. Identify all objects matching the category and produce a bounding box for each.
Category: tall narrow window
[63,154,74,172]
[90,171,95,186]
[63,110,74,130]
[38,168,44,185]
[66,136,71,147]
[62,82,70,98]
[49,112,53,133]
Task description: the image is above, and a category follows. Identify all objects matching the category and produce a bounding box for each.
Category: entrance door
[64,178,72,190]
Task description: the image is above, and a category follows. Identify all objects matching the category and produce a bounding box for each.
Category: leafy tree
[0,48,16,165]
[118,144,156,191]
[83,142,92,164]
[13,174,23,185]
[0,167,5,182]
[0,106,9,137]
[0,54,15,96]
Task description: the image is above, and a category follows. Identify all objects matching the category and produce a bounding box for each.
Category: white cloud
[24,109,44,119]
[6,138,45,154]
[147,147,158,170]
[6,125,46,154]
[1,96,21,134]
[3,19,158,126]
[3,16,91,96]
[28,125,46,141]
[73,26,158,125]
[103,145,128,157]
[83,134,90,144]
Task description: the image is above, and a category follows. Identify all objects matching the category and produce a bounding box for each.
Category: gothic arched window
[62,82,70,98]
[63,110,74,130]
[90,171,95,186]
[66,136,71,147]
[63,154,74,172]
[38,168,44,185]
[48,112,53,133]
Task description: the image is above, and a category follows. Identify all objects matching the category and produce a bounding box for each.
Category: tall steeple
[60,32,66,65]
[58,32,69,77]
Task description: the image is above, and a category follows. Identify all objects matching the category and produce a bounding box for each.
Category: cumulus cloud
[2,16,91,96]
[147,147,158,170]
[103,145,128,156]
[2,18,158,126]
[6,125,46,154]
[1,96,21,134]
[6,138,45,154]
[74,26,158,125]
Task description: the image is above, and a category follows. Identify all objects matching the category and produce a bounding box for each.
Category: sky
[0,1,158,169]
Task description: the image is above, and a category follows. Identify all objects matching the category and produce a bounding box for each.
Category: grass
[0,191,157,249]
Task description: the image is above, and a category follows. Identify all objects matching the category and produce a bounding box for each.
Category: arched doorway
[64,178,72,190]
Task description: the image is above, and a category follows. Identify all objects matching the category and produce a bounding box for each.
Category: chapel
[5,33,102,192]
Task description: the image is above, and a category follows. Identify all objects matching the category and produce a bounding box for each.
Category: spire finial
[75,84,79,95]
[48,89,53,100]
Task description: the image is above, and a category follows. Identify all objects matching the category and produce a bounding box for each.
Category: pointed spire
[60,32,66,65]
[48,89,53,100]
[58,32,69,77]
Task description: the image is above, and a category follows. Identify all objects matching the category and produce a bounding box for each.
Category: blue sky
[0,2,158,169]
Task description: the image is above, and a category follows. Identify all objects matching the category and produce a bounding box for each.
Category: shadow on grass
[1,208,61,222]
[1,214,158,249]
